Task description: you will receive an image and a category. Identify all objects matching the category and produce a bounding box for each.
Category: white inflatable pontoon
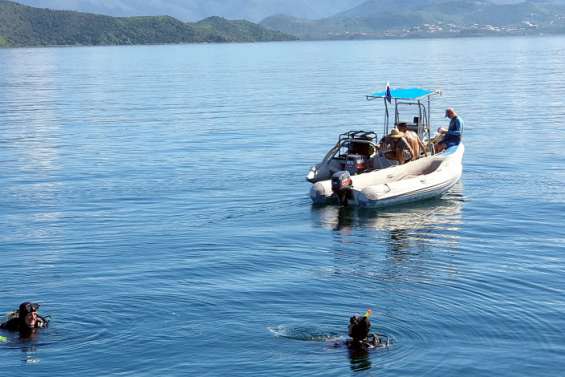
[310,143,463,208]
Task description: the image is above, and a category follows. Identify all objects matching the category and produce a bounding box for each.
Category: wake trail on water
[268,325,343,342]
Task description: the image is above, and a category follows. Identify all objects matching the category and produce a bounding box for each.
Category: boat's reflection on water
[312,183,463,239]
[311,183,464,275]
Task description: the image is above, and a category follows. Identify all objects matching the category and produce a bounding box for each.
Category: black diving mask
[25,303,40,313]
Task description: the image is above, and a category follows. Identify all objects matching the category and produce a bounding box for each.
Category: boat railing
[338,130,377,144]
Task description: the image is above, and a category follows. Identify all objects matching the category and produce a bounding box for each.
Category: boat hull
[310,143,464,208]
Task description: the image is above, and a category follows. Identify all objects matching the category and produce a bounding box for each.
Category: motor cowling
[331,171,354,206]
[332,171,352,193]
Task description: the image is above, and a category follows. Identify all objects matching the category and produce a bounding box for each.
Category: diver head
[348,314,371,342]
[1,302,47,335]
[18,302,39,317]
[18,302,43,330]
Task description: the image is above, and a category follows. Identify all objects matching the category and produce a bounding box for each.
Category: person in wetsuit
[346,311,383,350]
[1,302,49,338]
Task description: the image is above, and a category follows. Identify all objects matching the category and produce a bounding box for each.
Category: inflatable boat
[307,85,464,208]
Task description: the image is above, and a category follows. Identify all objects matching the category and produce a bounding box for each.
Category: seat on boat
[349,141,375,157]
[396,117,420,132]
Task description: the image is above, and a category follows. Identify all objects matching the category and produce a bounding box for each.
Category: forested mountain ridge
[260,0,565,40]
[3,0,565,48]
[0,0,296,47]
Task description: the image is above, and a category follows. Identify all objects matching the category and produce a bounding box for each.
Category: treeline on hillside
[0,0,296,47]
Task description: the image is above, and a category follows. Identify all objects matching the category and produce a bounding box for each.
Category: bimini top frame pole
[367,87,441,149]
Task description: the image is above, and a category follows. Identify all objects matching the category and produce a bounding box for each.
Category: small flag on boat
[364,308,373,318]
[385,82,392,104]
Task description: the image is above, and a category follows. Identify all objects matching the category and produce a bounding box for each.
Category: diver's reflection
[0,335,43,365]
[20,342,41,365]
[348,347,372,371]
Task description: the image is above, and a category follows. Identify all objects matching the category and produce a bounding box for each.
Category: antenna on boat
[384,97,390,136]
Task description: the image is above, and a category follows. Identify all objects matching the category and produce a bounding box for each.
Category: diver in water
[1,302,49,338]
[343,309,390,371]
[346,309,388,350]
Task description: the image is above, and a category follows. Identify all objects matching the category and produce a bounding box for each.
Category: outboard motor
[331,171,354,206]
[345,154,368,175]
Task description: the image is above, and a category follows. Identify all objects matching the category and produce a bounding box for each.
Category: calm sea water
[1,36,564,376]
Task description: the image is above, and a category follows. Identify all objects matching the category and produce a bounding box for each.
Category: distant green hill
[0,0,296,48]
[261,0,565,40]
[194,16,295,42]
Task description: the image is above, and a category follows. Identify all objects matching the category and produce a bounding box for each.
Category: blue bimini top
[368,87,438,100]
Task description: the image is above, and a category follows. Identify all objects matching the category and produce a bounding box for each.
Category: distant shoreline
[298,30,565,43]
[0,39,298,50]
[2,31,564,50]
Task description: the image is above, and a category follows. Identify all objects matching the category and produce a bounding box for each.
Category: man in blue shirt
[436,108,463,152]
